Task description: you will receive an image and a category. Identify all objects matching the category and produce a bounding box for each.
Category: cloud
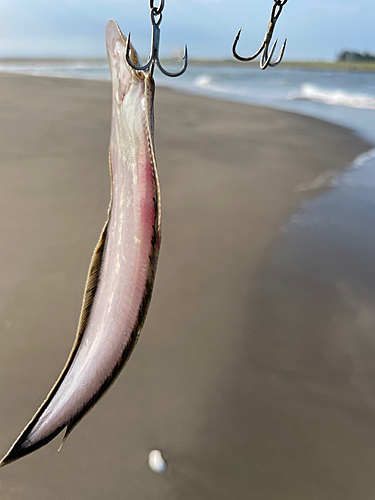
[0,0,371,59]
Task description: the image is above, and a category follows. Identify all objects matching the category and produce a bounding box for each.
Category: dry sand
[0,72,372,499]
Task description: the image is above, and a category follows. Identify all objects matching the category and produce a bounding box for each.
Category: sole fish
[0,20,161,467]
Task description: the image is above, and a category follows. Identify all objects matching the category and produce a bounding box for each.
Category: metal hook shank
[156,45,188,77]
[126,2,188,77]
[232,0,288,70]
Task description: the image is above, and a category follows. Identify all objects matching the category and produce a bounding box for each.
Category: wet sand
[0,72,372,499]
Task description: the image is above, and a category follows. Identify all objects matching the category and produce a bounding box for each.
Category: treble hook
[126,0,188,77]
[232,0,288,70]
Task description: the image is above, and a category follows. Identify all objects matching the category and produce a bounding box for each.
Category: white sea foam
[351,148,375,169]
[193,74,231,95]
[194,75,212,88]
[290,83,375,110]
[295,149,375,191]
[329,148,375,188]
[0,61,109,81]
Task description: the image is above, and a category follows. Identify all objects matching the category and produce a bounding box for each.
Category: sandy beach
[0,72,373,499]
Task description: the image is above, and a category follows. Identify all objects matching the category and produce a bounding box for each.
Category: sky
[0,0,373,61]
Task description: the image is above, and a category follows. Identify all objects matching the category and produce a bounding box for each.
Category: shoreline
[158,83,375,151]
[0,58,374,72]
[0,72,371,498]
[0,65,373,151]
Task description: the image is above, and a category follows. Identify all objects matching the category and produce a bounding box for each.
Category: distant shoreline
[0,57,374,73]
[0,72,371,497]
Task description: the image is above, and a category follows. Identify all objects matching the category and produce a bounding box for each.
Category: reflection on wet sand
[193,154,375,500]
[0,72,373,499]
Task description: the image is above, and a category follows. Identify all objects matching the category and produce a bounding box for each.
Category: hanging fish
[0,20,161,467]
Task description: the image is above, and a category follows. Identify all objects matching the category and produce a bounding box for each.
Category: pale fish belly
[0,19,161,467]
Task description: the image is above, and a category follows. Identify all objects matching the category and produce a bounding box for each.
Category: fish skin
[0,20,161,467]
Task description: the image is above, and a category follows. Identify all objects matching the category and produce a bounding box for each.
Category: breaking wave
[290,83,375,110]
[194,75,213,88]
[193,74,231,95]
[0,61,109,81]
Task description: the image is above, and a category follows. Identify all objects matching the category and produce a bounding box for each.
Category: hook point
[232,0,288,69]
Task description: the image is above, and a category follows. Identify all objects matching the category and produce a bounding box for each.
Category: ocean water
[0,59,374,255]
[0,59,373,140]
[1,60,374,491]
[171,65,375,144]
[161,65,375,271]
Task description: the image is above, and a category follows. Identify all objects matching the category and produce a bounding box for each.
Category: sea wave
[290,83,375,110]
[0,62,109,81]
[331,148,375,188]
[351,148,375,169]
[194,75,213,88]
[193,74,231,95]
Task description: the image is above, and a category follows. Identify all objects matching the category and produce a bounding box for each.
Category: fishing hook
[126,0,188,77]
[232,0,288,70]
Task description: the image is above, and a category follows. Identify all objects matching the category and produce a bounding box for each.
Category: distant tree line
[337,51,375,62]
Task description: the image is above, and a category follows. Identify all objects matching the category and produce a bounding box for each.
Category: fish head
[106,20,151,108]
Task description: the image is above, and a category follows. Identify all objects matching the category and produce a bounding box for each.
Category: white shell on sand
[148,450,167,473]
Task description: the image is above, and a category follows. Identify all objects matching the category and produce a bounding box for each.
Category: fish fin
[0,425,66,468]
[0,185,112,468]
